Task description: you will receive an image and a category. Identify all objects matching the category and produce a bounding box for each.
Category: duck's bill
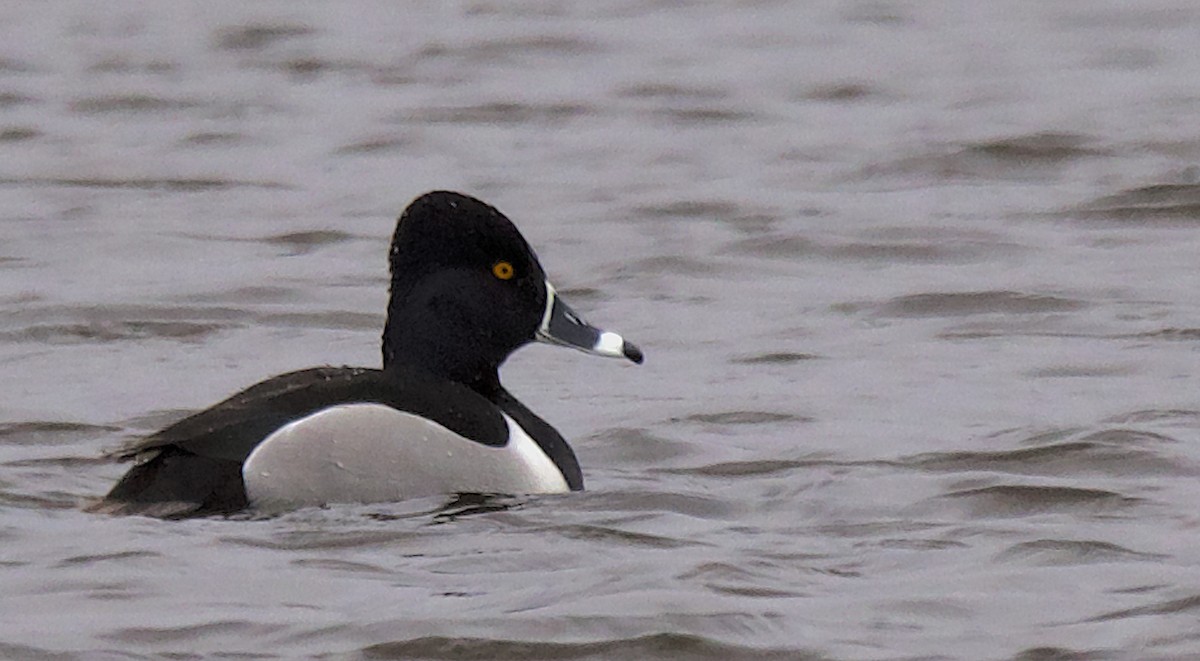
[536,282,643,364]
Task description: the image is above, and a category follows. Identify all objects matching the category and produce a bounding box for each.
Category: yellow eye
[492,261,515,280]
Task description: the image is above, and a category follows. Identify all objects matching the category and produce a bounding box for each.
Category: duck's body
[92,191,641,518]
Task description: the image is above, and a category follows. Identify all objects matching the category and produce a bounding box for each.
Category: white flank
[242,404,569,511]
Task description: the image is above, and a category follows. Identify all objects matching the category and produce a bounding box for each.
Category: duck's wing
[91,366,506,518]
[110,367,387,463]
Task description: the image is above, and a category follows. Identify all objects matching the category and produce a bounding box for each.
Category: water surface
[3,2,1200,659]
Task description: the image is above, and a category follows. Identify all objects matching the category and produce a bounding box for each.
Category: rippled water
[3,2,1200,659]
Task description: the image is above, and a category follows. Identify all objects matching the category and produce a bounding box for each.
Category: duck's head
[382,191,642,387]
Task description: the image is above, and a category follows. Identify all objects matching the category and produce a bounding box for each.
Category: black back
[117,366,508,463]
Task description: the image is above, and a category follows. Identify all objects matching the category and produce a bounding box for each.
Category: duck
[90,190,643,518]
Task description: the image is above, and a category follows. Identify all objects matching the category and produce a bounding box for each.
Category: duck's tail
[86,448,247,519]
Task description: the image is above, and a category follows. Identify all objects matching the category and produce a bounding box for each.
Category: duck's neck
[384,343,495,389]
[382,304,506,389]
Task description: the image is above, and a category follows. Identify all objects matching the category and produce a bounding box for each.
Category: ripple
[276,56,347,78]
[731,352,818,365]
[336,135,413,155]
[1077,429,1179,446]
[0,489,79,510]
[633,200,741,220]
[258,311,382,331]
[214,24,315,51]
[840,3,912,25]
[400,102,587,125]
[617,255,721,277]
[827,241,970,263]
[584,427,694,464]
[1132,327,1200,341]
[178,229,358,254]
[575,490,737,520]
[723,235,817,258]
[418,35,603,60]
[359,632,816,661]
[4,456,109,469]
[290,558,391,574]
[660,458,827,478]
[653,107,758,124]
[101,620,285,644]
[179,131,250,147]
[1010,648,1097,661]
[0,57,34,72]
[679,411,808,425]
[1025,365,1133,378]
[258,229,355,255]
[877,538,967,551]
[546,524,697,550]
[864,132,1107,180]
[221,529,420,551]
[1103,409,1200,426]
[962,133,1108,163]
[179,286,301,305]
[726,228,1017,263]
[555,286,604,302]
[0,421,120,444]
[617,83,727,100]
[86,57,178,75]
[0,303,379,343]
[0,127,38,142]
[678,561,807,598]
[995,539,1167,566]
[1087,593,1200,622]
[870,291,1085,318]
[54,550,161,568]
[0,177,288,191]
[432,493,523,521]
[934,485,1141,517]
[799,81,888,102]
[904,439,1189,477]
[1071,182,1200,224]
[0,321,225,344]
[0,92,36,108]
[0,643,75,660]
[68,95,202,114]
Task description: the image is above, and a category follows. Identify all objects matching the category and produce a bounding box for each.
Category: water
[3,1,1200,659]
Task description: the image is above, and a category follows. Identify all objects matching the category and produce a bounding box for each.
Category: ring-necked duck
[90,190,642,518]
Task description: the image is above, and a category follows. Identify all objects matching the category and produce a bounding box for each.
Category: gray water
[3,2,1200,659]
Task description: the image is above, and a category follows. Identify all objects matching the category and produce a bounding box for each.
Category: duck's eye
[492,260,515,281]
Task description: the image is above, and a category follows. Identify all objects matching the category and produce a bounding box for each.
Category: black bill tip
[623,341,644,365]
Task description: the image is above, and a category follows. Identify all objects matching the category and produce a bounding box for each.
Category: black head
[382,191,642,391]
[382,191,548,385]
